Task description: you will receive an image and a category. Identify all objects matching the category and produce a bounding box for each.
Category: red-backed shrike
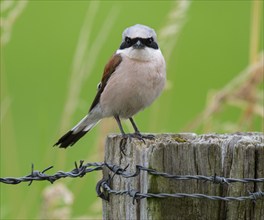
[55,24,166,148]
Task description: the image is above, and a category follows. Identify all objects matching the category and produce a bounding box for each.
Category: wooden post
[102,133,264,220]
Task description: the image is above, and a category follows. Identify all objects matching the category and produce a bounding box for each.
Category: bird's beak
[133,40,145,49]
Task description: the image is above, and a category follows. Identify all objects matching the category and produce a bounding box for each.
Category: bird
[54,24,166,148]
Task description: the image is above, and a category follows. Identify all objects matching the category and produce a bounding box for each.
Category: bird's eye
[148,37,154,44]
[125,37,131,44]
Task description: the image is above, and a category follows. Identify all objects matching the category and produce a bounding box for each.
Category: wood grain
[102,133,264,220]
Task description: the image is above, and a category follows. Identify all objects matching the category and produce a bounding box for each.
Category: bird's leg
[114,116,155,150]
[129,117,140,134]
[114,115,129,155]
[129,117,155,141]
[114,115,126,136]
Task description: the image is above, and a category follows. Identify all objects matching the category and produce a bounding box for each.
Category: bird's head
[118,24,160,61]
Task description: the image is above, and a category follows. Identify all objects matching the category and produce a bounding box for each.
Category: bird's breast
[100,52,166,118]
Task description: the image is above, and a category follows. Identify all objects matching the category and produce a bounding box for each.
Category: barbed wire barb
[1,161,263,203]
[99,177,264,203]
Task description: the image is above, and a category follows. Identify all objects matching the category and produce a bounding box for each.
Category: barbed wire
[98,177,264,204]
[0,161,104,185]
[1,161,263,203]
[105,164,264,184]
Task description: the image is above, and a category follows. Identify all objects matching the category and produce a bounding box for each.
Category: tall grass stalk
[59,1,100,133]
[186,1,263,132]
[0,0,28,46]
[239,0,263,129]
[42,4,120,218]
[148,0,191,132]
[1,2,28,218]
[185,53,263,132]
[53,2,119,168]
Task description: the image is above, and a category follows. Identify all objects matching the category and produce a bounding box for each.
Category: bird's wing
[89,53,122,112]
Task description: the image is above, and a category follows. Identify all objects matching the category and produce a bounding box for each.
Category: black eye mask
[119,37,159,50]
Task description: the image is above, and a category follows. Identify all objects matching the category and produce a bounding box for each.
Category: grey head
[119,24,159,50]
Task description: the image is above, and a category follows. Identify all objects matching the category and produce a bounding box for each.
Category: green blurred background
[1,1,263,219]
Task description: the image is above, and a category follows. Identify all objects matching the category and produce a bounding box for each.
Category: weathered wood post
[102,133,264,220]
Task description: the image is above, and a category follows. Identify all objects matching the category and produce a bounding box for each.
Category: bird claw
[119,133,155,154]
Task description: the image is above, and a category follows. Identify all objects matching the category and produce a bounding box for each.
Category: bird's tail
[54,112,101,148]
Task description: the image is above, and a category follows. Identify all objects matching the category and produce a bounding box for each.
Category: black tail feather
[54,130,88,148]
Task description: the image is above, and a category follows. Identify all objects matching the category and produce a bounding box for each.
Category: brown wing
[89,53,122,112]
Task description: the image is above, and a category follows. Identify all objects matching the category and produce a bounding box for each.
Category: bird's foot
[130,132,155,143]
[119,133,155,155]
[121,132,155,145]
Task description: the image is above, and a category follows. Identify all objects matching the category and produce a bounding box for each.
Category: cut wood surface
[102,132,264,220]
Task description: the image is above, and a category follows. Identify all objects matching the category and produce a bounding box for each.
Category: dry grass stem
[240,0,263,128]
[148,0,191,131]
[186,1,263,132]
[59,1,100,132]
[59,2,119,132]
[41,183,73,219]
[0,0,28,46]
[186,53,263,132]
[159,0,191,62]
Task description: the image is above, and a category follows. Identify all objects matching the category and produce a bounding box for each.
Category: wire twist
[1,161,263,203]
